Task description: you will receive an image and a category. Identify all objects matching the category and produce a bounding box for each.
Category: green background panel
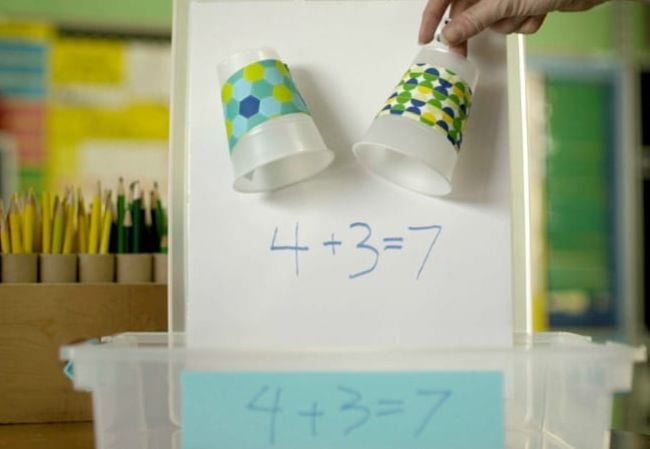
[0,0,172,31]
[18,167,44,192]
[545,78,612,299]
[527,4,615,54]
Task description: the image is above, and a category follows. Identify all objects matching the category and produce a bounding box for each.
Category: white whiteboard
[183,0,514,349]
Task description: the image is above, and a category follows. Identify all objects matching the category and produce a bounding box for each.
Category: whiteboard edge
[507,34,532,334]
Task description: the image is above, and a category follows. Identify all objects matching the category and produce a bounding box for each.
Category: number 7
[407,225,442,280]
[414,389,451,437]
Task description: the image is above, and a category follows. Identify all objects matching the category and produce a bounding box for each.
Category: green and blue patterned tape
[221,59,310,152]
[378,63,473,150]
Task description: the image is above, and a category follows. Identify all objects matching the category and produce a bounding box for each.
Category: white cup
[353,44,479,196]
[218,48,334,193]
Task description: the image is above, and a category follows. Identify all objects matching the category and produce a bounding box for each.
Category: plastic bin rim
[60,332,647,365]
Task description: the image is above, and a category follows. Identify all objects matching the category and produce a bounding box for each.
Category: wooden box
[0,284,167,423]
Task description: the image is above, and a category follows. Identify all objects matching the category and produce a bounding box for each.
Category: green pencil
[154,182,167,254]
[154,183,165,245]
[131,181,142,253]
[124,207,133,253]
[160,235,168,254]
[117,177,126,253]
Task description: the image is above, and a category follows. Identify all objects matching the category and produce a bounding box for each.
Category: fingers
[490,16,528,34]
[442,0,503,46]
[517,14,546,33]
[489,14,546,34]
[418,0,452,44]
[445,0,473,56]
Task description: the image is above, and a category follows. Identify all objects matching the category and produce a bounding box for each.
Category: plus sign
[297,401,325,437]
[322,233,342,255]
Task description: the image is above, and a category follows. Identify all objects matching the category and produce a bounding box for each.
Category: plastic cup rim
[217,47,280,83]
[352,139,452,196]
[233,146,334,193]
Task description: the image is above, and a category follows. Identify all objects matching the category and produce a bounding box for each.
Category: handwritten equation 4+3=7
[247,385,452,444]
[270,222,443,280]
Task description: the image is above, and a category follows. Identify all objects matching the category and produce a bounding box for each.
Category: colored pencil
[51,198,64,254]
[22,190,35,253]
[0,202,9,254]
[62,191,75,254]
[124,207,133,254]
[117,177,126,254]
[99,192,112,255]
[77,191,88,253]
[131,182,142,253]
[9,196,23,254]
[88,182,102,254]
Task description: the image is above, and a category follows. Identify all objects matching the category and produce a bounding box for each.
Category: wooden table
[0,423,94,449]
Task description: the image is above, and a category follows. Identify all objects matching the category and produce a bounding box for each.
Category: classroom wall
[1,0,648,434]
[0,0,172,32]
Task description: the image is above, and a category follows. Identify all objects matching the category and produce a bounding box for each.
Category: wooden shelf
[0,284,167,424]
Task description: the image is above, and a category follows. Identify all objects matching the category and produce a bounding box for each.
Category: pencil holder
[218,47,334,192]
[1,254,38,283]
[152,253,168,284]
[353,44,478,196]
[116,254,152,283]
[39,254,77,283]
[78,254,115,283]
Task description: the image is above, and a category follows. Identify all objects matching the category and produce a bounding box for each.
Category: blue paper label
[182,371,503,449]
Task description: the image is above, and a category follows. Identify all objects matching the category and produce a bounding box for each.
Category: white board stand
[168,0,531,348]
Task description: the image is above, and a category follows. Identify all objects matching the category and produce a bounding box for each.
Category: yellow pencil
[50,193,58,218]
[34,196,42,254]
[22,190,36,253]
[0,213,10,254]
[62,193,75,254]
[42,191,51,253]
[51,199,65,254]
[9,197,23,254]
[99,192,112,255]
[77,193,88,253]
[0,198,4,240]
[88,182,102,254]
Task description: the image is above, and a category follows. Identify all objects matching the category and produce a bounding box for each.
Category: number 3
[348,222,379,279]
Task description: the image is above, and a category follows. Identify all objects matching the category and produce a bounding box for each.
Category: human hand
[418,0,608,55]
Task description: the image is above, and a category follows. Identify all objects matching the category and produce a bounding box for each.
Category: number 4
[270,223,309,276]
[247,386,283,445]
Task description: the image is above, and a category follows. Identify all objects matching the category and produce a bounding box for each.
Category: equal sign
[375,399,405,417]
[383,237,404,251]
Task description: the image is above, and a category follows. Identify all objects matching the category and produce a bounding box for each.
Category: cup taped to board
[353,43,478,197]
[218,48,334,193]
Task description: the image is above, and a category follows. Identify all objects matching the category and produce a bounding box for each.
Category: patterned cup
[353,44,478,196]
[218,48,334,192]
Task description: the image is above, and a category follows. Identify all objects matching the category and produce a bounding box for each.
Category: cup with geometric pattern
[353,44,478,196]
[218,48,334,192]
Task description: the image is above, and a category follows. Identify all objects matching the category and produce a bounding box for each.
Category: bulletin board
[169,0,530,349]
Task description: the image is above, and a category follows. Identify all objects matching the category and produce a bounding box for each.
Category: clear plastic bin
[61,332,646,449]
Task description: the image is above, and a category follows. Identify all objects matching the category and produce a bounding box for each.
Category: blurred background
[0,0,647,436]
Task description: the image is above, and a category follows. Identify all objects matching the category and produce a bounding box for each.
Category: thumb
[442,0,502,45]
